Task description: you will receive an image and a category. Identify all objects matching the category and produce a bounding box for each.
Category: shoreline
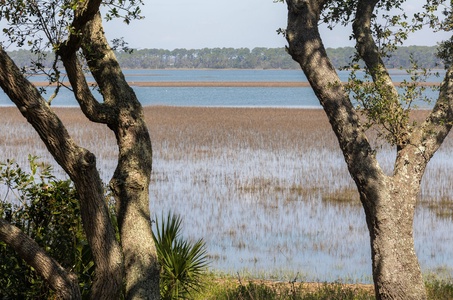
[31,81,441,88]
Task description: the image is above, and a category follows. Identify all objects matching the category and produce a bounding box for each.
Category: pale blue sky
[103,0,288,49]
[0,1,448,50]
[102,1,450,50]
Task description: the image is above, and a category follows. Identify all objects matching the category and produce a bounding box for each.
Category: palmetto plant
[152,212,209,300]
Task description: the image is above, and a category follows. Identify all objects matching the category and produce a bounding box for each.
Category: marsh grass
[321,187,361,207]
[195,274,453,300]
[419,197,453,221]
[194,273,376,300]
[0,106,452,282]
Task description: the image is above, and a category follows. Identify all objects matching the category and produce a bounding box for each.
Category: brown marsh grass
[0,106,452,283]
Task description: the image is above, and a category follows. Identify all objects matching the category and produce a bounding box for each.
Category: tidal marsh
[0,106,452,283]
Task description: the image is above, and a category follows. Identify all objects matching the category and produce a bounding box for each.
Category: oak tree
[285,0,452,299]
[0,0,159,299]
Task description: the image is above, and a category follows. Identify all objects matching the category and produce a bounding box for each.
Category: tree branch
[79,11,160,299]
[286,0,385,195]
[81,12,137,106]
[58,0,103,57]
[353,0,452,175]
[61,51,116,123]
[415,65,453,159]
[0,218,81,299]
[353,0,407,145]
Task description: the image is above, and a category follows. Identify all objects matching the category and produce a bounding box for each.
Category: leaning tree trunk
[0,219,82,299]
[0,46,123,299]
[60,12,160,299]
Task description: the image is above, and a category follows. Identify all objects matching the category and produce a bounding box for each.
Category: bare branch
[0,218,81,299]
[286,0,385,193]
[81,12,137,106]
[415,65,453,158]
[61,51,116,123]
[353,0,395,92]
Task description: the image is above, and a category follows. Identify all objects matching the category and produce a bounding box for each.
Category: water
[0,69,444,108]
[0,69,451,283]
[149,141,453,283]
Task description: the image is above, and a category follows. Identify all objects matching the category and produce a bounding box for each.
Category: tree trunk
[60,12,160,299]
[0,46,124,299]
[284,1,446,298]
[360,177,425,299]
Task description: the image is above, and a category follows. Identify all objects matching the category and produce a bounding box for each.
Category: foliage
[197,277,453,300]
[346,58,436,145]
[425,277,453,300]
[152,212,209,300]
[220,281,279,300]
[0,0,144,84]
[202,280,375,300]
[0,156,94,299]
[336,1,442,146]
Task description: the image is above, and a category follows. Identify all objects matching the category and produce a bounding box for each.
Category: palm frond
[152,212,209,300]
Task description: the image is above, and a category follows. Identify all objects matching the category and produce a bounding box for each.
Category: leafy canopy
[0,0,144,86]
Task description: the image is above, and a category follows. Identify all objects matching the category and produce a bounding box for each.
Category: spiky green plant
[152,212,209,300]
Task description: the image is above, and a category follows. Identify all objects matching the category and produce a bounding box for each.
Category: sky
[101,0,451,50]
[0,1,448,50]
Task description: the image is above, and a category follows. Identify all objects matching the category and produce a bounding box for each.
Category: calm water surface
[0,69,451,283]
[0,69,444,108]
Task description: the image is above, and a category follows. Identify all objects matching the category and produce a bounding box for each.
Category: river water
[0,69,444,107]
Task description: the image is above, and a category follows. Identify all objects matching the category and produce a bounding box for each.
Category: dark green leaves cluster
[0,156,94,299]
[347,68,401,142]
[152,212,209,300]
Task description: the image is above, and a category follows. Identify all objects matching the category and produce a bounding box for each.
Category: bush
[0,156,94,299]
[426,277,453,300]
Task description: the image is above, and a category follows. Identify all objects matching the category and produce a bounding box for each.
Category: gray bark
[59,11,160,300]
[0,1,159,298]
[285,0,453,299]
[0,46,123,299]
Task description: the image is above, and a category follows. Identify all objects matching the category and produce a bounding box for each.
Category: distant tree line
[7,46,444,70]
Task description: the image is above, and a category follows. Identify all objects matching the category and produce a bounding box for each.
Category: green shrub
[426,278,453,300]
[152,212,209,300]
[0,156,94,299]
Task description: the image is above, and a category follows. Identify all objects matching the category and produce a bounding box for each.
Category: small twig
[236,272,254,300]
[236,271,243,286]
[289,272,299,300]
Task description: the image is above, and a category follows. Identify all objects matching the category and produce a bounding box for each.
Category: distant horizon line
[5,44,441,52]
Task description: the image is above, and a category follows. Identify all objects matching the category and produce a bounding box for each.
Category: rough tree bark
[0,219,81,299]
[285,0,453,299]
[0,45,123,299]
[58,9,160,300]
[1,0,159,297]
